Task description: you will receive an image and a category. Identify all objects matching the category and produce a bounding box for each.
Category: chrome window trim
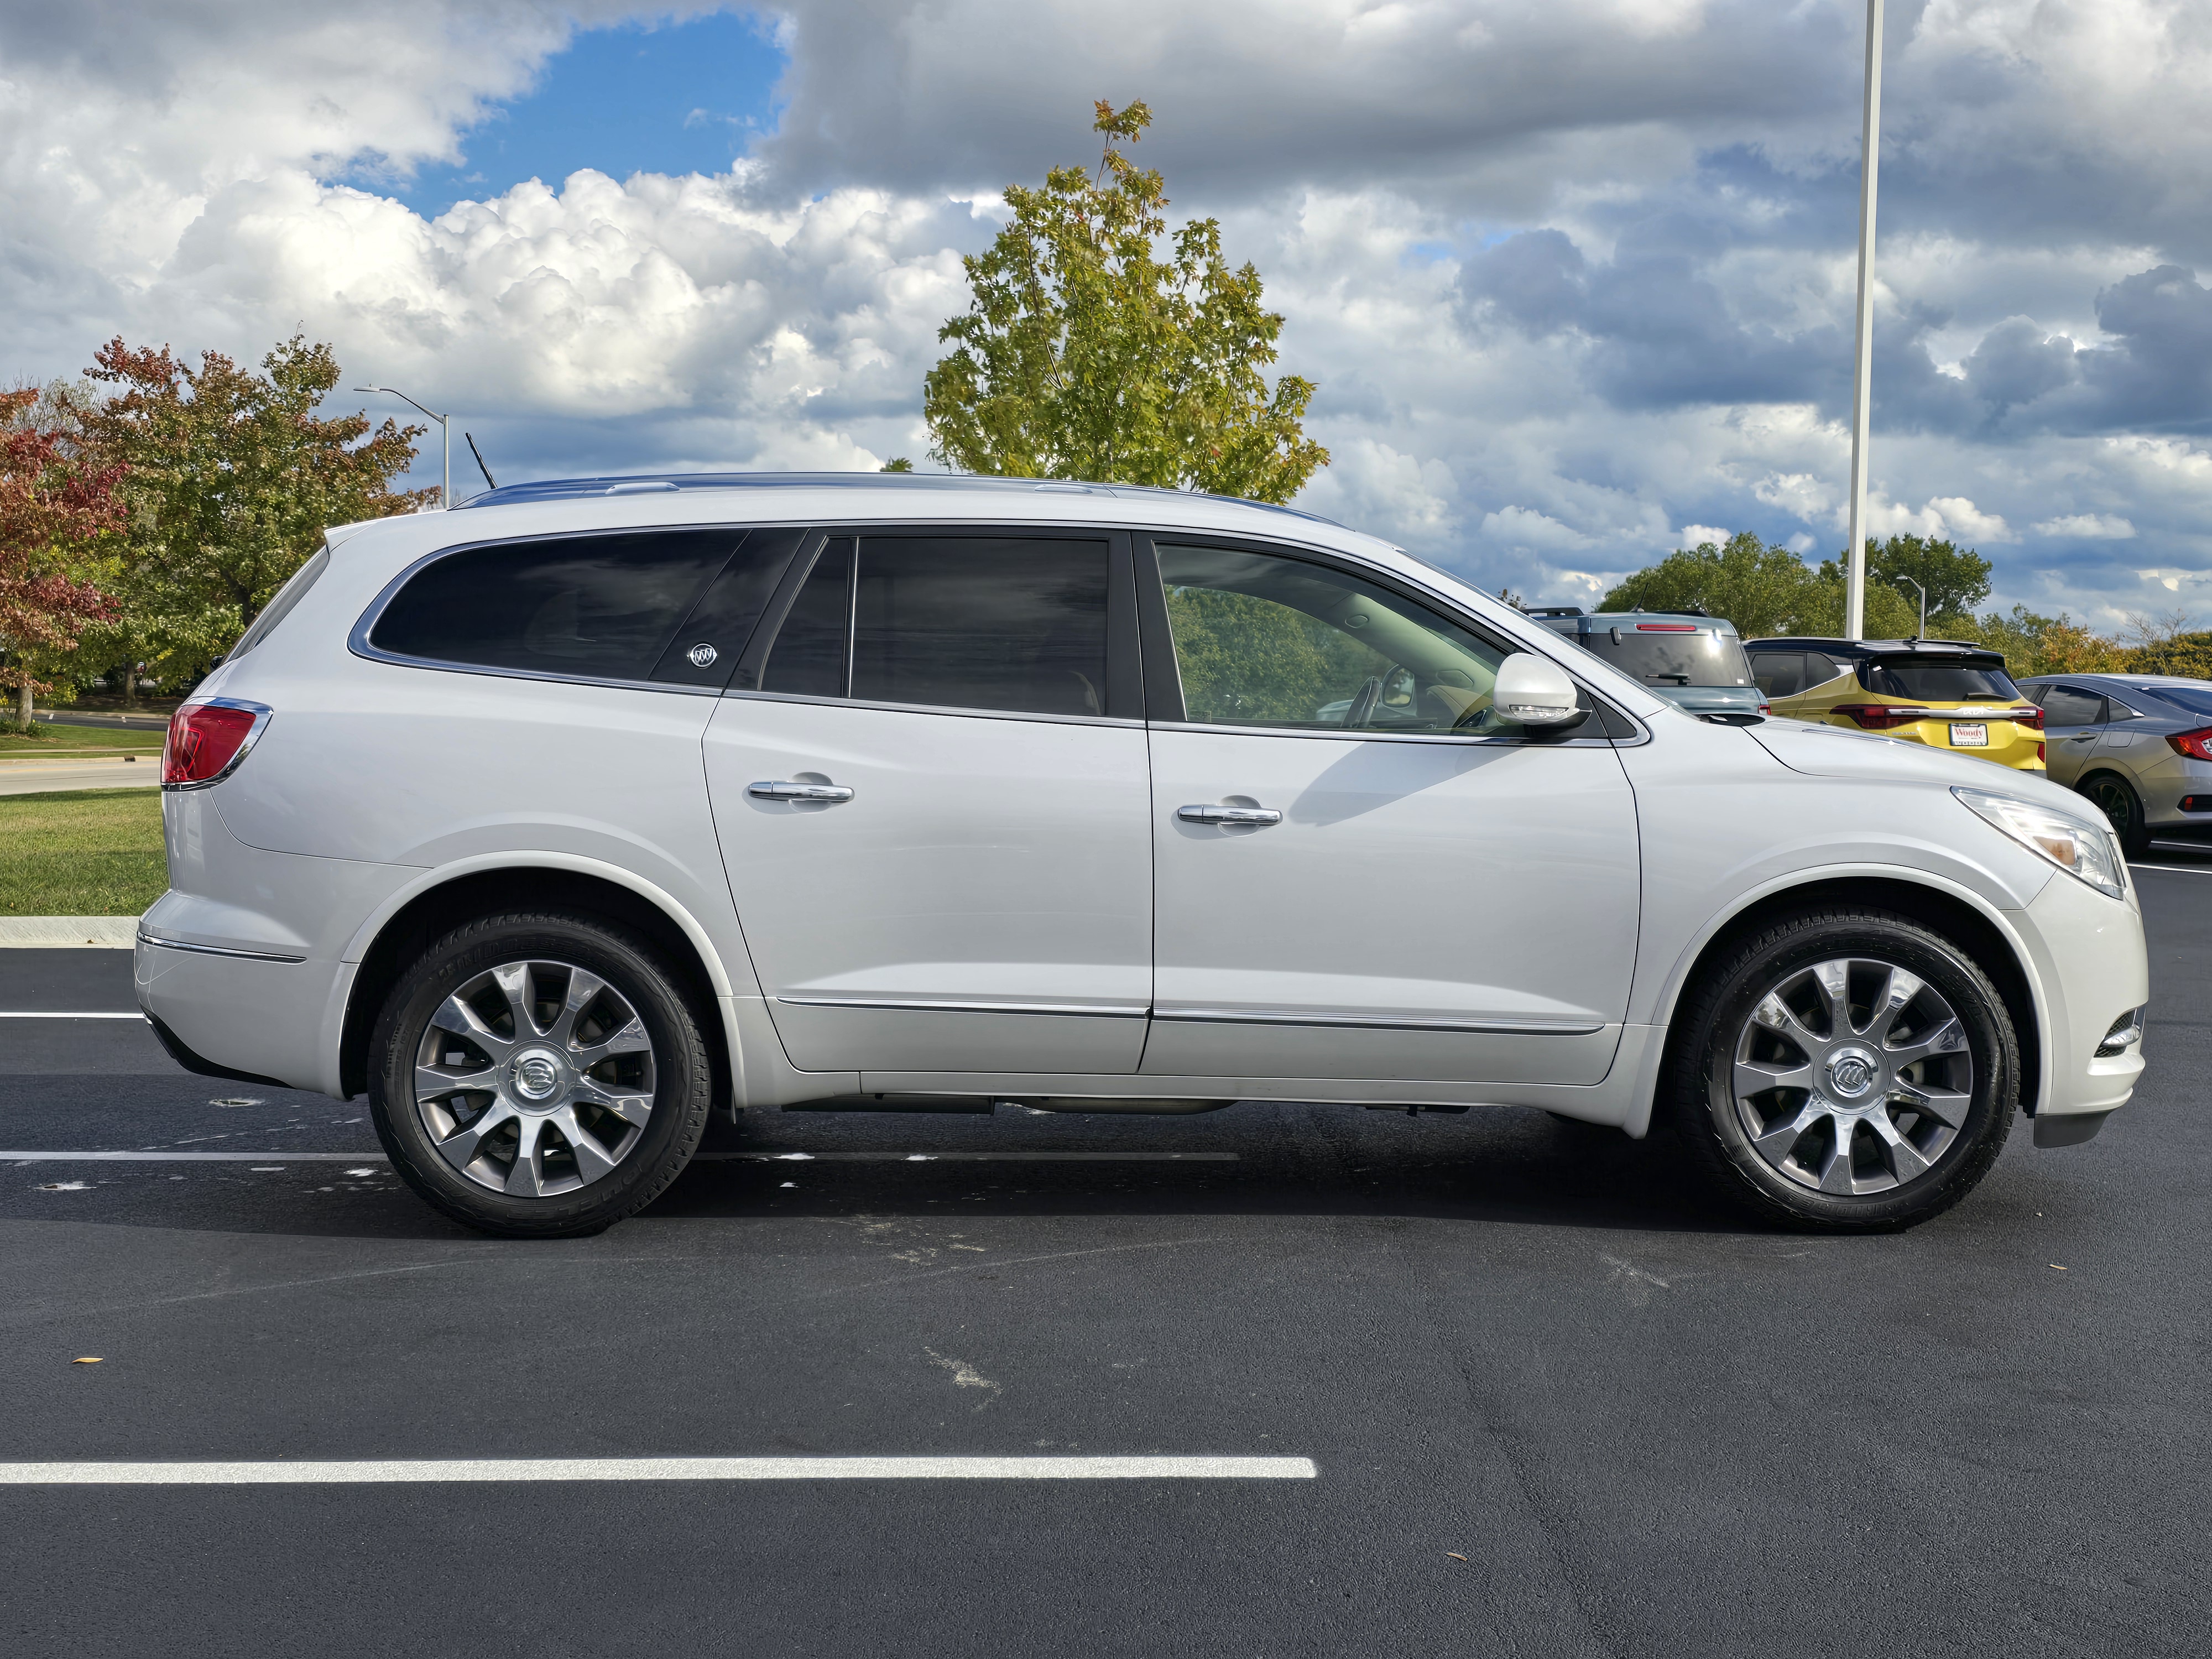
[160,697,274,792]
[137,931,307,964]
[1149,717,1623,750]
[1153,1008,1606,1036]
[721,687,1144,731]
[776,995,1149,1019]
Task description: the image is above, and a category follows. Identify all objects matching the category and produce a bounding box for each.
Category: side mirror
[1493,652,1587,728]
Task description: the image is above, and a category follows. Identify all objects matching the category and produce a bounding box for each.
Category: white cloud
[1675,524,1732,549]
[1,0,2210,636]
[2036,513,2137,539]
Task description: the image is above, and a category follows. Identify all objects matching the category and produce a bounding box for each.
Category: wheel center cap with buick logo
[1825,1047,1881,1101]
[512,1048,564,1104]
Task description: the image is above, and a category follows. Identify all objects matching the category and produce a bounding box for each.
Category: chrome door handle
[748,780,854,802]
[1177,804,1281,826]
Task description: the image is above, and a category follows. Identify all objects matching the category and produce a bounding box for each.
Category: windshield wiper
[1646,673,1692,684]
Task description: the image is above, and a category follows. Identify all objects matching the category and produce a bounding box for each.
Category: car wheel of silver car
[1666,908,2018,1232]
[368,912,713,1238]
[2084,773,2153,862]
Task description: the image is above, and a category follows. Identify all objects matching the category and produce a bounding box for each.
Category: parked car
[2016,674,2212,858]
[142,474,2145,1238]
[1529,608,1767,719]
[1745,638,2046,771]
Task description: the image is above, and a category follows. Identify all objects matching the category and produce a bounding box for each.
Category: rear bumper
[135,931,352,1095]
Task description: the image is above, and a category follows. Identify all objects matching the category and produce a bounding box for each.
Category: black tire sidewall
[1674,912,2017,1230]
[368,914,711,1237]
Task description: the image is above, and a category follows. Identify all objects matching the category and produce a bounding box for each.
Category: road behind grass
[0,856,2206,1657]
[0,789,165,915]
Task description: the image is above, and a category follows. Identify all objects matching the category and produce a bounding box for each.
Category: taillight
[163,699,271,789]
[1758,702,1771,715]
[2167,726,2212,762]
[1832,703,1933,731]
[2004,705,2045,729]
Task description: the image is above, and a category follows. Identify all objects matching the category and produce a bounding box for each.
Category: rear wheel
[368,912,712,1238]
[1665,908,2017,1231]
[2084,773,2152,861]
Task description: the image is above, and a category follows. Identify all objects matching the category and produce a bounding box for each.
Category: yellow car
[1743,638,2046,771]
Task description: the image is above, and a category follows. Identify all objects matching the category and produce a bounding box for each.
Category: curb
[0,917,140,949]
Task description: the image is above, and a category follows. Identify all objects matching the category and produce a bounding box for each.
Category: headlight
[1953,786,2128,900]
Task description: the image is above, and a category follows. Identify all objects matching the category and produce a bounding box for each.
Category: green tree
[925,100,1327,503]
[84,334,427,694]
[1600,533,1918,639]
[1818,534,1993,631]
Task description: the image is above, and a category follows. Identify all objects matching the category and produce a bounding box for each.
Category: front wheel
[1665,909,2018,1231]
[368,911,712,1238]
[2084,773,2152,862]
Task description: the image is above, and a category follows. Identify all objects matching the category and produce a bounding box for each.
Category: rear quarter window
[367,528,783,684]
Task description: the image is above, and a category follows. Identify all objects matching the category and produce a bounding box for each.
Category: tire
[2083,773,2152,862]
[1662,907,2017,1232]
[368,911,712,1238]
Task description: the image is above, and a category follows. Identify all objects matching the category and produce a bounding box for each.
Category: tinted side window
[1802,652,1845,688]
[2039,686,2107,726]
[761,538,853,698]
[371,529,743,681]
[1749,651,1803,698]
[648,527,809,687]
[851,537,1109,717]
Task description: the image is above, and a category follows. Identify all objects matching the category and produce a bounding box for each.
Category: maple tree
[82,335,427,696]
[0,387,123,724]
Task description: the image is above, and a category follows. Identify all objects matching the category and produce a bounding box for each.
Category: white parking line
[5,1151,380,1162]
[0,1455,1316,1484]
[700,1150,1238,1163]
[0,1012,145,1020]
[6,1150,1235,1164]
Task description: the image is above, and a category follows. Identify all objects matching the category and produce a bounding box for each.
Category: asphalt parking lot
[4,860,2210,1657]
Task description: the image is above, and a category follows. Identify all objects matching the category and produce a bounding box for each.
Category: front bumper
[2011,867,2148,1143]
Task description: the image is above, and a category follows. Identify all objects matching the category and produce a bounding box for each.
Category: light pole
[1844,0,1885,642]
[357,385,451,510]
[1895,575,1926,640]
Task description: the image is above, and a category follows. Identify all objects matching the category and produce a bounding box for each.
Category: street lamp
[356,385,450,510]
[1895,575,1926,640]
[1843,0,1885,641]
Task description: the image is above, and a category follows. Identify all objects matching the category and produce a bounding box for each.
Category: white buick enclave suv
[140,474,2147,1237]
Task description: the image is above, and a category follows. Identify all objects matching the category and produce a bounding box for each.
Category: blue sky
[380,12,787,215]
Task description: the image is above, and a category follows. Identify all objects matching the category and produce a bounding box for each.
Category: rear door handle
[1177,804,1281,826]
[748,780,855,802]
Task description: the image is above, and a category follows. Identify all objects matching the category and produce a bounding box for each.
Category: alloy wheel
[411,958,657,1197]
[1729,956,1973,1195]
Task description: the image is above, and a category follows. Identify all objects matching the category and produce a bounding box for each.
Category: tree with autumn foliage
[81,334,429,697]
[0,387,124,726]
[925,100,1327,503]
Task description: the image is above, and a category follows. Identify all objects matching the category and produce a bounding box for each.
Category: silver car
[2017,674,2212,857]
[138,473,2147,1238]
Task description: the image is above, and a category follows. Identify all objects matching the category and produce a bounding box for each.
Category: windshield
[2144,685,2212,717]
[1863,659,2020,701]
[1578,626,1754,688]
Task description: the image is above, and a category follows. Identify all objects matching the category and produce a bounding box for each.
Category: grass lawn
[0,724,164,757]
[0,789,168,916]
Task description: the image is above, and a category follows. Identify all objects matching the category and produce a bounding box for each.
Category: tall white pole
[441,417,451,511]
[1844,0,1884,641]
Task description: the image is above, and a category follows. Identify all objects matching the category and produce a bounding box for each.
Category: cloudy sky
[5,0,2210,620]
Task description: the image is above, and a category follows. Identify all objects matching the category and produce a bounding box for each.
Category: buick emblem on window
[686,642,718,668]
